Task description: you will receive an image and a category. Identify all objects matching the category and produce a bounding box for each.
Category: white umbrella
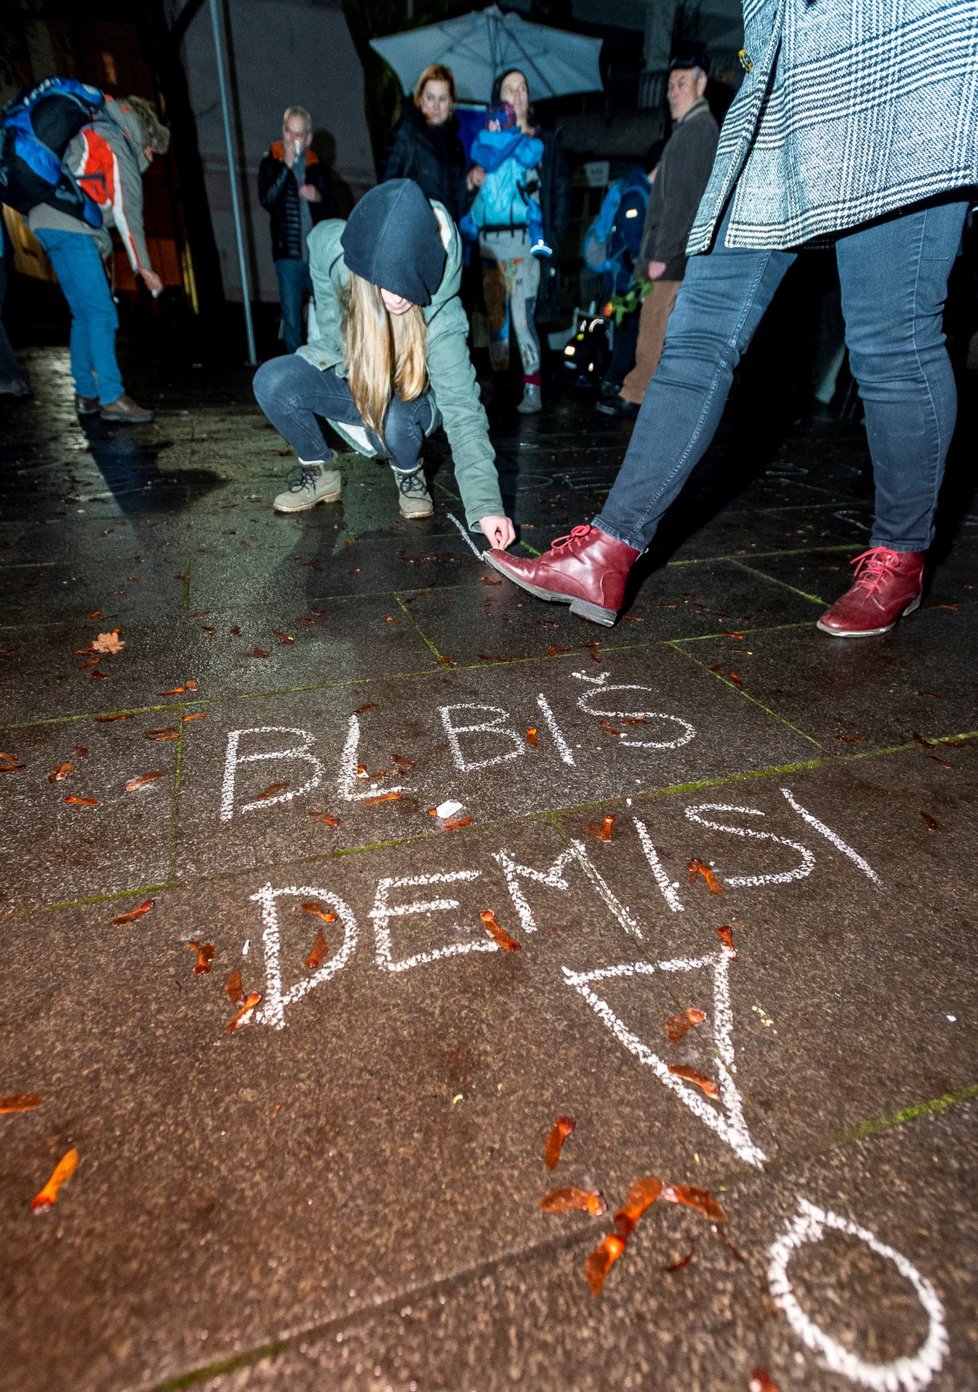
[369,4,603,102]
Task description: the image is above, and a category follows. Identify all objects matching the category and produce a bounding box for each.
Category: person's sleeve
[382,123,409,181]
[649,123,719,268]
[427,297,504,528]
[296,220,347,370]
[258,153,290,209]
[110,140,151,274]
[516,135,544,169]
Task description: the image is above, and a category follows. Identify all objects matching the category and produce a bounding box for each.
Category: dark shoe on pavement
[485,524,640,626]
[816,547,924,637]
[100,394,155,424]
[273,461,342,513]
[594,394,639,419]
[395,467,434,518]
[76,394,100,416]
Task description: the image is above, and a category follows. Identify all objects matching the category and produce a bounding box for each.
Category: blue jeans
[253,354,433,471]
[34,228,124,403]
[595,195,969,554]
[274,258,314,355]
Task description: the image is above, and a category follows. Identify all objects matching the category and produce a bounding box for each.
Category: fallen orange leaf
[225,991,261,1034]
[718,925,737,959]
[187,940,215,974]
[665,1246,695,1273]
[64,795,98,806]
[224,969,244,1004]
[665,1007,707,1043]
[365,791,402,805]
[95,713,128,722]
[302,901,337,925]
[661,1183,726,1224]
[181,712,207,723]
[48,761,74,782]
[354,702,378,715]
[91,630,124,654]
[145,727,179,741]
[185,678,198,691]
[584,1233,626,1295]
[306,930,328,970]
[540,1187,607,1216]
[125,771,166,792]
[613,1176,663,1240]
[442,815,473,830]
[31,1147,79,1213]
[544,1115,575,1170]
[256,781,289,799]
[749,1370,780,1392]
[588,814,615,842]
[526,727,539,747]
[111,899,154,925]
[481,909,521,952]
[688,857,724,894]
[159,686,185,695]
[307,811,340,826]
[0,1093,42,1113]
[667,1064,719,1099]
[273,630,294,644]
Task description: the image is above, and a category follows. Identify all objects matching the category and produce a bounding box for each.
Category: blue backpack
[0,76,105,227]
[582,169,650,294]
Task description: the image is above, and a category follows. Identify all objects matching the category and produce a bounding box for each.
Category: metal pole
[208,0,257,364]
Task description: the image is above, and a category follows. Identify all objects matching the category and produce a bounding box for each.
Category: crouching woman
[254,178,514,547]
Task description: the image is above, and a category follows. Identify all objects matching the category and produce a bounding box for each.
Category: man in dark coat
[258,105,337,353]
[597,51,719,418]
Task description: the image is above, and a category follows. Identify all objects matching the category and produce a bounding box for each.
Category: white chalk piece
[249,883,358,1030]
[370,869,496,972]
[439,703,526,773]
[768,1199,948,1391]
[781,787,882,885]
[434,800,464,819]
[222,727,325,821]
[563,951,766,1167]
[685,803,816,886]
[575,683,696,750]
[338,714,408,802]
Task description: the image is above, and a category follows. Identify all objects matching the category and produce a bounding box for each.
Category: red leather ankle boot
[485,525,640,626]
[816,547,924,637]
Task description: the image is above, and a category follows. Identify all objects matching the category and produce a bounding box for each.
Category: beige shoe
[100,394,155,423]
[273,461,342,513]
[395,467,434,519]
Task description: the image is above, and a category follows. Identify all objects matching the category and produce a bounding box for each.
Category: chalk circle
[767,1199,948,1392]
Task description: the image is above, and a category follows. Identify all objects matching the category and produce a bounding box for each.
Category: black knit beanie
[340,180,446,307]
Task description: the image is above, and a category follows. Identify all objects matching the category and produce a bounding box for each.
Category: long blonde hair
[342,274,427,442]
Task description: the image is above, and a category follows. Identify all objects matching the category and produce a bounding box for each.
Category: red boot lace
[849,547,903,596]
[550,525,594,552]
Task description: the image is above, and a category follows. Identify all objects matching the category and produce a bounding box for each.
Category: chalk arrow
[562,950,767,1168]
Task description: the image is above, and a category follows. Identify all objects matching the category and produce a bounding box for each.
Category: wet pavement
[1,345,976,1392]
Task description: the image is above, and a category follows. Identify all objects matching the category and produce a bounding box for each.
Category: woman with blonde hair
[253,179,514,547]
[383,64,469,223]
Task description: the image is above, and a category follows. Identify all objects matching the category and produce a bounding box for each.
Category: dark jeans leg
[274,258,313,354]
[253,355,432,468]
[836,195,969,551]
[594,209,796,552]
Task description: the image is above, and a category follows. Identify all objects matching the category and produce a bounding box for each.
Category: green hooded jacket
[296,200,503,530]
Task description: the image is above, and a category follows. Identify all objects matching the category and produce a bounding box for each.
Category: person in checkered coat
[486,0,978,637]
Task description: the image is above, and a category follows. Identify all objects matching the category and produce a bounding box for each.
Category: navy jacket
[258,142,337,261]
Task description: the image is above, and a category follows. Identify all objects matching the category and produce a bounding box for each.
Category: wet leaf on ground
[31,1147,79,1213]
[688,857,724,894]
[544,1115,575,1170]
[665,1007,707,1043]
[111,899,154,925]
[667,1064,719,1099]
[584,1234,626,1295]
[540,1187,606,1216]
[588,814,615,842]
[225,991,261,1034]
[718,925,737,958]
[662,1184,726,1223]
[125,771,166,792]
[480,909,521,952]
[306,930,329,970]
[302,901,337,925]
[48,761,74,782]
[187,940,215,974]
[0,1093,42,1113]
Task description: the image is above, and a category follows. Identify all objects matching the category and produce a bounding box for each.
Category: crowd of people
[3,0,976,645]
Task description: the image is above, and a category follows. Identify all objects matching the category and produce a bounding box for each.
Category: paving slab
[1,347,976,1392]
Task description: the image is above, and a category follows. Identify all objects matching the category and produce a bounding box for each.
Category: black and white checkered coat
[688,0,978,253]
